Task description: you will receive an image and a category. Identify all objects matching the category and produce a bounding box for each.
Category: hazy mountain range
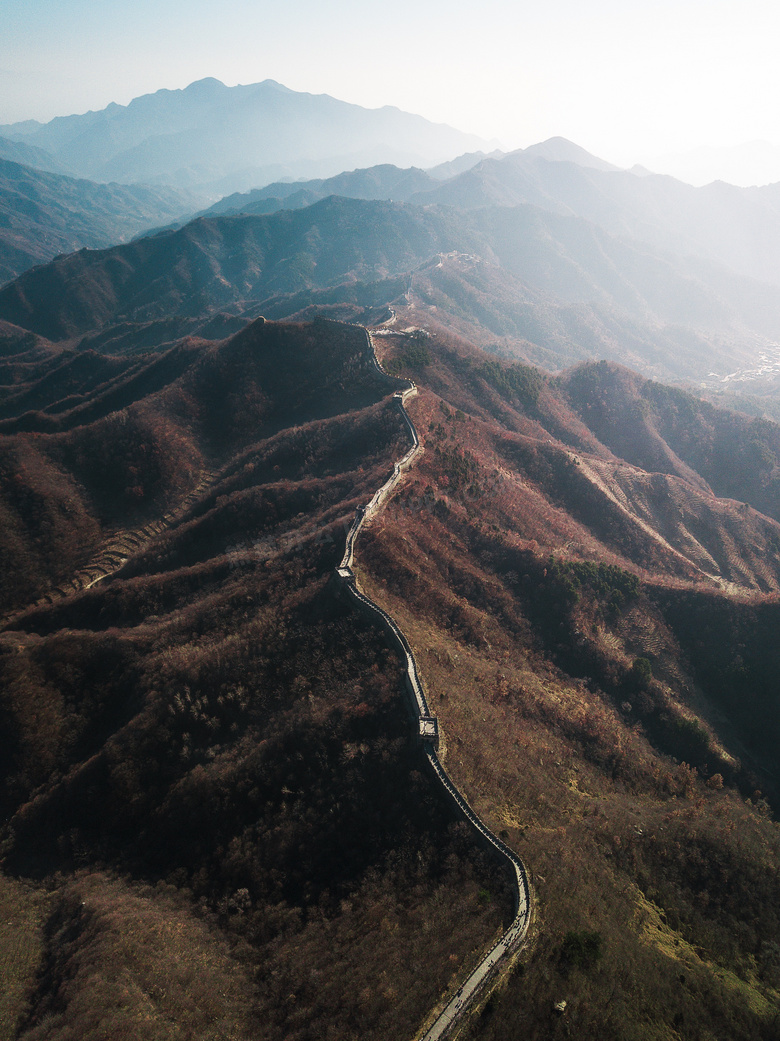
[2,78,780,1041]
[0,78,494,195]
[0,134,73,175]
[4,190,780,392]
[649,139,780,188]
[6,75,780,306]
[0,159,201,285]
[203,143,780,289]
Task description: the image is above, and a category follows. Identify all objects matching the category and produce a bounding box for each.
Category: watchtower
[418,715,439,749]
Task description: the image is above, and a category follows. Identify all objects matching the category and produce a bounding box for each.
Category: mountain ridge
[2,74,780,1041]
[185,144,780,291]
[3,196,779,391]
[407,150,780,286]
[2,317,779,1039]
[0,157,202,285]
[0,78,494,195]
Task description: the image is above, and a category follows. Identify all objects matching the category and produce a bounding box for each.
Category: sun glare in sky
[4,0,779,184]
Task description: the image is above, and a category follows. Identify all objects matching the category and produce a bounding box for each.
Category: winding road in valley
[336,325,532,1041]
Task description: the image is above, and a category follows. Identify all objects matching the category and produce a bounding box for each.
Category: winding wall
[335,326,532,1041]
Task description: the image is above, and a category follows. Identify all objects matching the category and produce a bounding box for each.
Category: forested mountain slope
[359,324,780,1038]
[0,159,200,285]
[0,319,513,1041]
[1,317,779,1039]
[2,197,779,389]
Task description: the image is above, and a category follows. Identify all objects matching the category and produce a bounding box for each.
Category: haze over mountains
[4,189,780,393]
[204,143,780,289]
[0,159,201,285]
[649,139,780,189]
[0,78,493,195]
[7,73,780,357]
[3,75,780,1041]
[0,135,72,176]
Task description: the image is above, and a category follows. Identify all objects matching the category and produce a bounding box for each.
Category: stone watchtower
[419,715,439,749]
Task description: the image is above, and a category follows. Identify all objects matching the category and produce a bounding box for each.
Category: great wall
[335,324,532,1041]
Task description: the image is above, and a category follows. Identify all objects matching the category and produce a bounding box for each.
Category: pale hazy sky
[3,0,780,181]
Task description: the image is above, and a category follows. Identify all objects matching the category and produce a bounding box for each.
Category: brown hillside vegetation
[17,873,256,1041]
[0,318,411,615]
[357,324,780,1038]
[1,318,780,1039]
[0,319,513,1041]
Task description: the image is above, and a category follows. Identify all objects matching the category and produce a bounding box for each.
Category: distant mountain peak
[253,79,295,93]
[628,164,655,177]
[184,76,226,91]
[521,137,620,172]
